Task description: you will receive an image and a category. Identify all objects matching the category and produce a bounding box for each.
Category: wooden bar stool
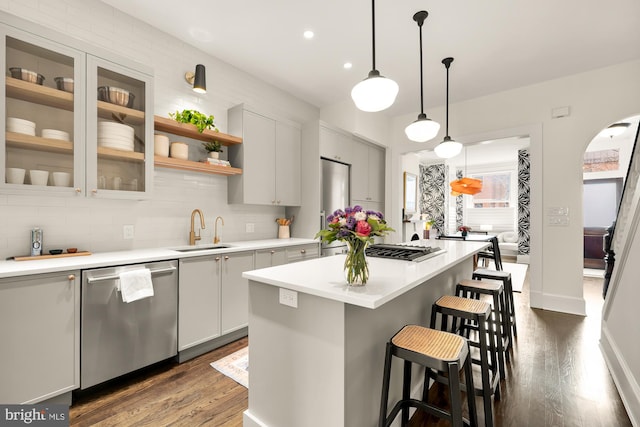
[473,268,517,342]
[379,325,478,427]
[431,295,500,427]
[456,279,509,380]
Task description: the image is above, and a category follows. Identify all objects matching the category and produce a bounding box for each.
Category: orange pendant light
[449,144,483,195]
[450,176,483,195]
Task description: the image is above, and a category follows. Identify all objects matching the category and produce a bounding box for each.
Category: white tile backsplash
[0,0,319,260]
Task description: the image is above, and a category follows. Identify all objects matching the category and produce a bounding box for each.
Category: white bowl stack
[98,121,134,152]
[42,129,70,141]
[7,117,36,136]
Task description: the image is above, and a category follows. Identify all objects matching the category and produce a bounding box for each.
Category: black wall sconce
[185,64,206,93]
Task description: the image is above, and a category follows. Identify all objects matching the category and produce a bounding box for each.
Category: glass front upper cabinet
[2,25,85,194]
[86,56,153,199]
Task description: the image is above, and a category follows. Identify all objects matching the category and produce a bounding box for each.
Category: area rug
[485,261,529,293]
[210,346,248,388]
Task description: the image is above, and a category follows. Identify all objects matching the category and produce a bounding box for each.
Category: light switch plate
[246,223,255,233]
[123,225,135,239]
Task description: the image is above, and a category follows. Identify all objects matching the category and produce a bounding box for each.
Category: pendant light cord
[445,63,449,136]
[371,0,376,71]
[418,21,424,114]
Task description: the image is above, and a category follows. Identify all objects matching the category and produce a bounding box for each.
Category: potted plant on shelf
[169,109,217,133]
[202,140,223,159]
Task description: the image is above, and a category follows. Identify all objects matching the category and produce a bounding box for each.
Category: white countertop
[0,238,318,278]
[243,239,489,309]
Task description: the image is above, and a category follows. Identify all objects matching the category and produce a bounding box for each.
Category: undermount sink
[172,244,231,252]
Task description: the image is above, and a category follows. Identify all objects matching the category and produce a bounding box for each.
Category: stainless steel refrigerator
[321,158,350,256]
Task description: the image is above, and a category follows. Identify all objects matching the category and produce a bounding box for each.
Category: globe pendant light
[433,57,463,158]
[405,11,440,142]
[351,0,399,112]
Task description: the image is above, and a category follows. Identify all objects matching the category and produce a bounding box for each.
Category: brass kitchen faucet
[189,209,206,245]
[214,216,224,244]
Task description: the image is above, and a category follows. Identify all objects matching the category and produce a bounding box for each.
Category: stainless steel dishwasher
[80,260,178,389]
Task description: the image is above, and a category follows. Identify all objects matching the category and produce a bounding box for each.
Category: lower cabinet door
[221,251,254,335]
[178,256,221,351]
[0,271,79,403]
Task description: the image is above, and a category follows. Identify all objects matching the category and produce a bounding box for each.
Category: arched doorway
[582,115,639,298]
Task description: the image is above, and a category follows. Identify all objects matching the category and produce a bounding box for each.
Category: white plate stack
[98,121,134,152]
[7,117,36,136]
[42,129,70,141]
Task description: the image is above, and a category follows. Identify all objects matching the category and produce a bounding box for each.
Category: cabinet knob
[68,274,75,281]
[74,188,82,193]
[91,189,98,194]
[300,249,306,254]
[215,257,221,261]
[270,250,275,254]
[276,200,281,204]
[272,200,276,204]
[224,255,230,260]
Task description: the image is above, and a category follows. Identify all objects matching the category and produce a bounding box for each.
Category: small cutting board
[13,251,92,261]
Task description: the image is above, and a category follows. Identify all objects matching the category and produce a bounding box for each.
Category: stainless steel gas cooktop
[365,244,446,262]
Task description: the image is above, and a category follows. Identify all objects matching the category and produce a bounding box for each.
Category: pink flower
[355,220,371,236]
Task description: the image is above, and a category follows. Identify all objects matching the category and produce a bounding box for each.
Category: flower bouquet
[315,206,394,285]
[458,225,472,236]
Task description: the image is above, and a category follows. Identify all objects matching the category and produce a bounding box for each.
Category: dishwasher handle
[86,266,176,284]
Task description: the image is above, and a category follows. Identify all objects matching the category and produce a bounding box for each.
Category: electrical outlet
[279,288,298,308]
[246,223,255,233]
[123,225,135,239]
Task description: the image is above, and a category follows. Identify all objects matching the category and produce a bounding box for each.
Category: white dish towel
[118,268,154,303]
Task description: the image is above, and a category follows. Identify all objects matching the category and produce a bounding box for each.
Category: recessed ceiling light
[343,62,353,69]
[303,30,314,39]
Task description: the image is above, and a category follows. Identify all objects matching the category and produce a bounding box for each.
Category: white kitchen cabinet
[255,247,288,269]
[1,23,85,196]
[351,138,385,204]
[221,251,255,335]
[86,55,153,199]
[178,256,221,351]
[320,125,352,164]
[0,271,79,403]
[227,105,301,206]
[1,14,154,199]
[286,243,320,263]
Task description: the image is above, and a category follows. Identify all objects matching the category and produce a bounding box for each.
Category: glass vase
[344,240,369,286]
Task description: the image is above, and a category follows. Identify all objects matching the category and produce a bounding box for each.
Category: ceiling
[100,0,640,118]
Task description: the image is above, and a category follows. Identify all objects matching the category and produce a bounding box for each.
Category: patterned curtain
[419,164,447,235]
[518,149,531,255]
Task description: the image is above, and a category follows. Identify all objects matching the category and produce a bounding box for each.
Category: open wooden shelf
[97,146,145,162]
[6,77,74,110]
[98,101,145,125]
[6,132,73,154]
[154,116,242,146]
[154,156,242,176]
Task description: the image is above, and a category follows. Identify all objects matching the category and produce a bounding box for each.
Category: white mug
[98,175,107,189]
[112,176,122,190]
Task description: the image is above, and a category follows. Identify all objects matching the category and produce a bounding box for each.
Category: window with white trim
[469,171,512,208]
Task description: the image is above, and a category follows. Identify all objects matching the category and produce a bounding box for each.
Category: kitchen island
[242,239,489,427]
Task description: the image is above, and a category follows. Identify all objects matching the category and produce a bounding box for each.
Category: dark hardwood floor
[70,273,632,427]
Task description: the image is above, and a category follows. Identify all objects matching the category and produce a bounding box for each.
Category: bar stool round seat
[379,324,478,427]
[431,295,500,427]
[456,279,510,380]
[472,268,517,342]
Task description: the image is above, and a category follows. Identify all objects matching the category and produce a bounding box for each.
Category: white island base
[242,240,487,427]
